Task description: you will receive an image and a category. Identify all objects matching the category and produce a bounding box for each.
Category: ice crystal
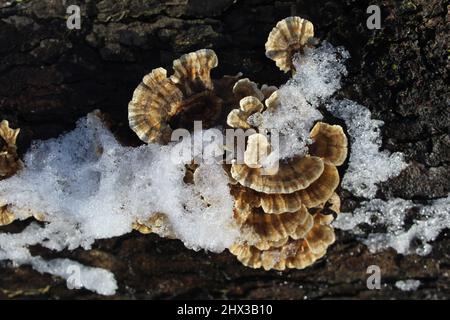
[0,114,239,294]
[333,196,450,255]
[258,43,349,159]
[327,99,408,198]
[395,280,421,292]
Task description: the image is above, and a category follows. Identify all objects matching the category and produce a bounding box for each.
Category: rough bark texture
[0,0,449,299]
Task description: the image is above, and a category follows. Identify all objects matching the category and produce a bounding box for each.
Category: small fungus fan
[129,49,239,144]
[265,17,315,73]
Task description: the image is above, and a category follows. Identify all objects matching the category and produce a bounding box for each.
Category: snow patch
[292,42,350,105]
[258,43,349,159]
[0,114,239,295]
[327,99,408,198]
[333,196,450,255]
[395,280,421,292]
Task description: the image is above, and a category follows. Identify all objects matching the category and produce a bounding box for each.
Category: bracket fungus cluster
[228,122,346,270]
[126,16,348,270]
[219,17,347,270]
[0,16,349,281]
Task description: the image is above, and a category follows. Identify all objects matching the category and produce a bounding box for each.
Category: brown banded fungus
[232,78,265,101]
[127,16,348,272]
[129,49,236,144]
[260,84,278,100]
[229,194,341,270]
[226,15,348,269]
[309,122,348,166]
[231,155,324,194]
[0,204,15,226]
[234,204,314,251]
[230,238,327,271]
[227,117,347,269]
[132,212,175,239]
[0,123,46,226]
[227,96,264,130]
[265,17,315,73]
[0,120,23,226]
[237,89,279,131]
[258,162,340,214]
[0,120,22,180]
[227,79,279,130]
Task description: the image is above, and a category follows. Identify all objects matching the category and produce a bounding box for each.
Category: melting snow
[333,196,450,255]
[292,42,350,105]
[0,114,239,295]
[258,43,349,159]
[327,99,408,198]
[395,280,421,292]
